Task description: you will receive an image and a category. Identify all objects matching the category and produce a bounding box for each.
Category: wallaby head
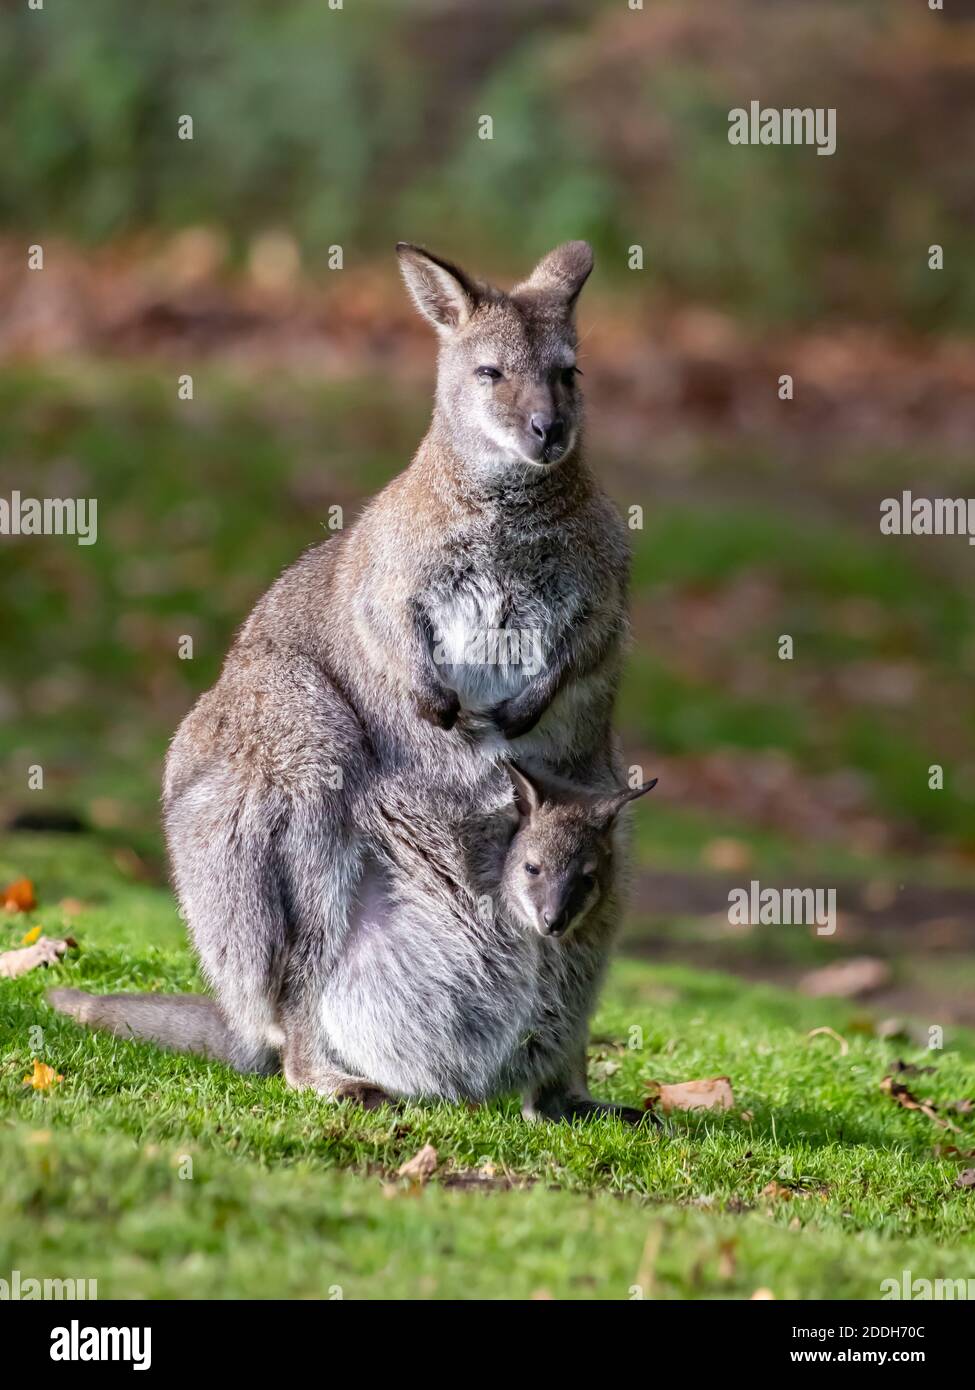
[396,240,593,473]
[500,762,657,939]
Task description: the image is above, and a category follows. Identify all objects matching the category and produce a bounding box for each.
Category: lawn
[2,365,975,1299]
[3,831,975,1300]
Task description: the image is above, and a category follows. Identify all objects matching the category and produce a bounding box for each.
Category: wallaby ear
[594,777,658,827]
[505,761,546,821]
[396,243,481,333]
[517,240,593,309]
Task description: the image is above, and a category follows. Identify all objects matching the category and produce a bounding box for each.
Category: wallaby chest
[425,531,584,712]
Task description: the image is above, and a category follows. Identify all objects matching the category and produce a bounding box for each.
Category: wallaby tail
[46,988,279,1075]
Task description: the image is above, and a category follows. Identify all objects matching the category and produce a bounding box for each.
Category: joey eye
[524,862,541,876]
[476,366,502,382]
[561,366,581,387]
[579,873,595,890]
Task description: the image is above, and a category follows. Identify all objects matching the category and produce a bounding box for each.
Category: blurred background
[2,0,975,1027]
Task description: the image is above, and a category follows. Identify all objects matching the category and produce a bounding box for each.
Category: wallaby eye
[580,872,595,890]
[524,862,541,876]
[561,366,581,387]
[476,366,502,382]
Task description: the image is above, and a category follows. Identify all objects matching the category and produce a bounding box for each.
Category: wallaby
[50,241,635,1118]
[48,764,657,1119]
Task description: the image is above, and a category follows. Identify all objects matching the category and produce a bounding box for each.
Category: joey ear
[396,243,481,333]
[517,240,593,309]
[505,761,546,821]
[594,777,658,827]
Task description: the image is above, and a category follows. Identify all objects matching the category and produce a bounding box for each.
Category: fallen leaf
[717,1238,737,1279]
[875,1018,909,1040]
[807,1025,849,1055]
[892,1058,936,1076]
[644,1075,735,1113]
[955,1169,975,1189]
[762,1181,794,1201]
[57,898,86,918]
[950,1099,975,1115]
[800,957,891,999]
[21,925,42,946]
[23,1059,62,1090]
[3,877,36,912]
[396,1143,438,1183]
[880,1075,959,1132]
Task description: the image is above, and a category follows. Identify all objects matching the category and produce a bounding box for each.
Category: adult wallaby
[50,764,657,1119]
[49,241,635,1118]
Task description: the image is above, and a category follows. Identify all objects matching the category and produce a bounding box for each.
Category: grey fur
[47,242,641,1121]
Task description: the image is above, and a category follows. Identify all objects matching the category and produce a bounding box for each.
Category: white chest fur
[429,575,544,712]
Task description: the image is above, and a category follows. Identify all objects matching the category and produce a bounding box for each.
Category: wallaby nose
[530,413,565,448]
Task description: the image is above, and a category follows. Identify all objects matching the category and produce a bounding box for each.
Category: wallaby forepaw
[415,687,461,731]
[490,696,543,740]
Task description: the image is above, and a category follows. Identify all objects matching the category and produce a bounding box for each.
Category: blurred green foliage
[2,365,973,852]
[2,0,973,327]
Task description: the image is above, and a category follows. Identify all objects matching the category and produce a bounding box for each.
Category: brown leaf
[800,957,891,999]
[880,1075,959,1132]
[22,1059,63,1091]
[892,1058,936,1076]
[645,1075,735,1113]
[955,1169,975,1189]
[396,1143,438,1184]
[3,877,36,912]
[717,1238,737,1280]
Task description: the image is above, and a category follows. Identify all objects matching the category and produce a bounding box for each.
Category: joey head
[501,762,658,939]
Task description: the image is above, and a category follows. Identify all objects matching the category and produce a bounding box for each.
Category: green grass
[3,832,975,1299]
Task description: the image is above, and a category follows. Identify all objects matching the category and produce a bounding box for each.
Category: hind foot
[283,1056,398,1111]
[332,1078,399,1111]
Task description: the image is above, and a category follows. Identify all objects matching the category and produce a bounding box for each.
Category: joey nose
[543,908,569,937]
